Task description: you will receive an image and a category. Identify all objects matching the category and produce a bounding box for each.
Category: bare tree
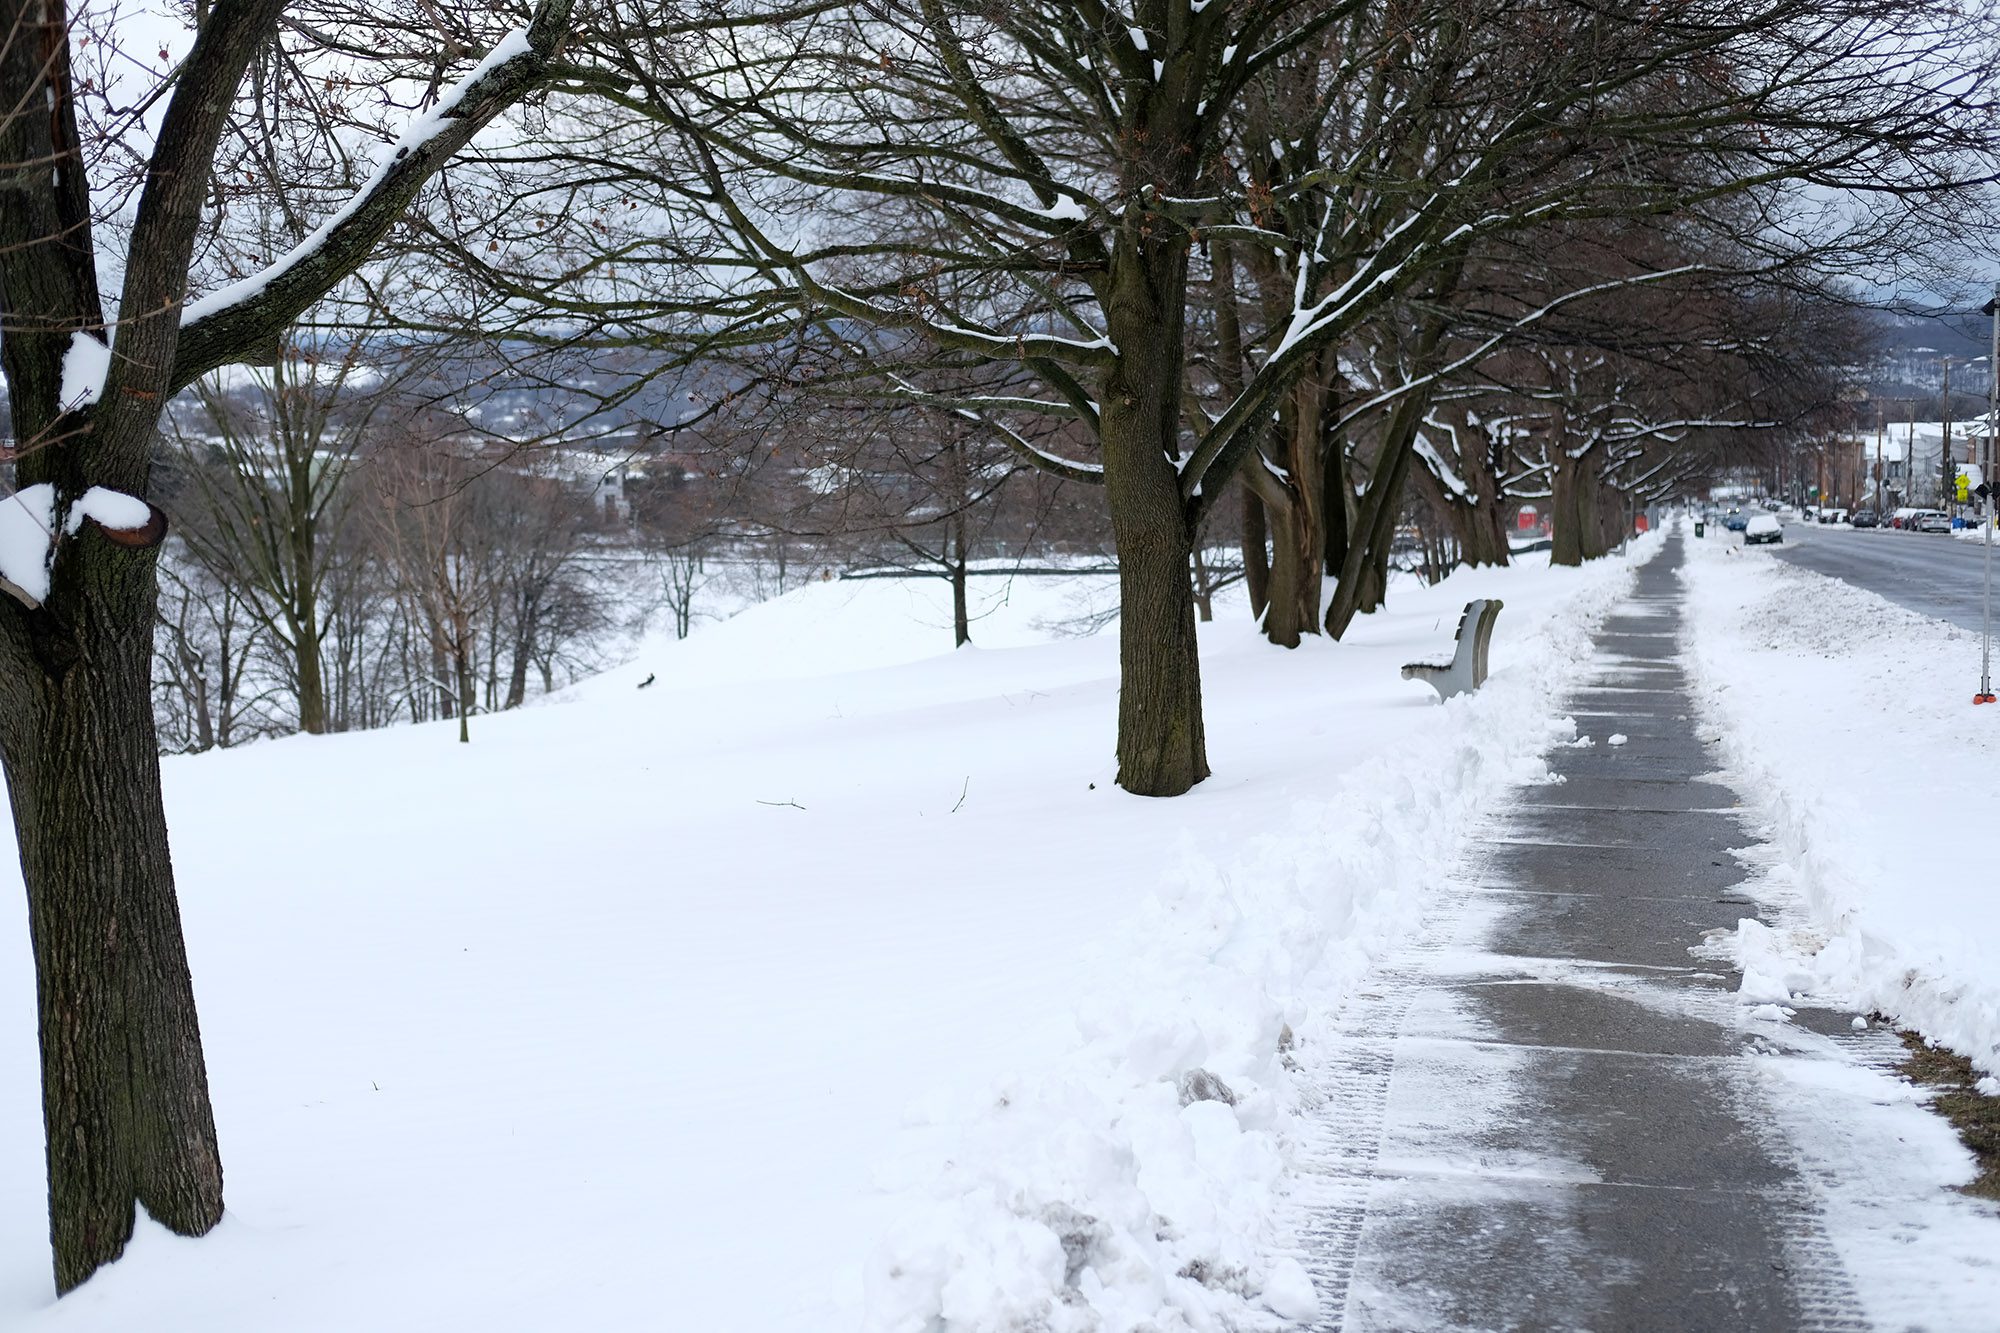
[168,341,393,733]
[0,0,572,1290]
[421,0,1997,794]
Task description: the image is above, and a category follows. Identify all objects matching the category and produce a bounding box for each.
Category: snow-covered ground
[1681,536,2000,1077]
[0,546,1653,1332]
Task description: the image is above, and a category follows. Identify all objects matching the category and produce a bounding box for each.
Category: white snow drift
[1,546,1654,1332]
[1681,536,2000,1077]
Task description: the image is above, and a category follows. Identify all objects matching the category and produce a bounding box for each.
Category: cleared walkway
[1287,535,1876,1331]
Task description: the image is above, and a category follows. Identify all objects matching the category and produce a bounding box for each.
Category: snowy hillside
[0,548,1653,1332]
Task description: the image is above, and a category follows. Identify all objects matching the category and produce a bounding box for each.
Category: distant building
[1838,420,1993,508]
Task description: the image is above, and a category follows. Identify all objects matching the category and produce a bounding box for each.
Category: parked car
[1915,511,1953,533]
[1745,513,1783,545]
[1850,509,1879,528]
[1724,509,1750,531]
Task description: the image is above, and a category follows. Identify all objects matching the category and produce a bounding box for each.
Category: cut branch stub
[84,500,169,550]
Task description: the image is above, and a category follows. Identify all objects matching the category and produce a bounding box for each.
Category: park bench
[1402,599,1503,700]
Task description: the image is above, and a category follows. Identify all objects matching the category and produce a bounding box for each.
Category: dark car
[1745,513,1784,544]
[1850,509,1879,528]
[1724,510,1751,531]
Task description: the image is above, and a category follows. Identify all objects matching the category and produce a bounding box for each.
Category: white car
[1744,513,1783,545]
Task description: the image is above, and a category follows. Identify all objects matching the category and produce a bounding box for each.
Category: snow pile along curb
[1679,542,2000,1078]
[864,537,1661,1332]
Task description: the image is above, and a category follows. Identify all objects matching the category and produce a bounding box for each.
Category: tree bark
[1551,431,1613,566]
[1240,481,1270,621]
[1258,482,1310,648]
[1453,421,1512,567]
[1101,233,1207,796]
[504,608,536,710]
[1325,385,1428,637]
[1323,434,1351,577]
[0,526,224,1294]
[1257,365,1334,647]
[949,505,970,647]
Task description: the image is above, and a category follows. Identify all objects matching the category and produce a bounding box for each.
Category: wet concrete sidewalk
[1288,534,1874,1332]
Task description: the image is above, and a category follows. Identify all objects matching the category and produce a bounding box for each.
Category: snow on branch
[0,487,59,608]
[880,372,1104,484]
[179,30,534,329]
[0,486,164,608]
[168,0,574,393]
[59,334,111,412]
[1413,433,1474,502]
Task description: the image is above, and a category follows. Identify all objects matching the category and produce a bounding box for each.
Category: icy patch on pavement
[1745,1032,2000,1326]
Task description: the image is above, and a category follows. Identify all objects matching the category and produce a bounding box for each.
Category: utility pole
[1907,398,1917,514]
[1876,411,1886,519]
[1943,358,1955,513]
[1981,287,1997,704]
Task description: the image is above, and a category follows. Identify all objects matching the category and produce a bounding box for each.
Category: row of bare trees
[147,348,633,750]
[388,0,1994,797]
[2,0,1995,1299]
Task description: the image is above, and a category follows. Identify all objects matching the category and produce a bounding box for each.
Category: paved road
[1749,520,1998,633]
[1286,535,1885,1331]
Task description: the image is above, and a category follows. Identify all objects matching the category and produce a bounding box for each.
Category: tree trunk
[182,641,215,753]
[0,529,224,1295]
[1258,484,1310,648]
[1106,475,1207,795]
[1325,399,1423,637]
[949,509,970,647]
[1256,366,1335,647]
[293,616,327,735]
[1101,238,1207,797]
[504,611,535,710]
[432,637,453,719]
[1454,423,1511,567]
[1323,436,1351,576]
[286,471,328,734]
[1323,290,1457,637]
[1190,544,1214,622]
[1211,241,1269,624]
[1240,482,1269,621]
[454,640,474,744]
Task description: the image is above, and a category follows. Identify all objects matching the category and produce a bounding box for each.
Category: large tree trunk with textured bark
[1256,365,1335,647]
[1551,432,1612,566]
[0,516,224,1294]
[1102,233,1207,796]
[1452,424,1511,568]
